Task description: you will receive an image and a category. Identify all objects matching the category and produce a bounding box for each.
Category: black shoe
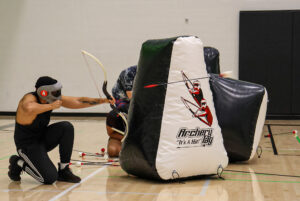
[57,165,81,183]
[8,155,22,181]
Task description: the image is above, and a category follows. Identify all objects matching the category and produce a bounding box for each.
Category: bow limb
[81,50,108,82]
[81,50,112,101]
[81,50,103,98]
[81,50,129,140]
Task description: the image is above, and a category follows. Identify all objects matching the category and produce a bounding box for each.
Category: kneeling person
[8,76,114,184]
[106,65,136,157]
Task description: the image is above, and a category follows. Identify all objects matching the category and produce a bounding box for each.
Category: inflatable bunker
[209,74,267,162]
[119,36,267,180]
[120,36,228,180]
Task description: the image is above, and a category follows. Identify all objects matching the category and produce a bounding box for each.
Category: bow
[81,50,128,140]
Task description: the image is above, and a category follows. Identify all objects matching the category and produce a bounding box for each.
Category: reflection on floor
[0,117,299,201]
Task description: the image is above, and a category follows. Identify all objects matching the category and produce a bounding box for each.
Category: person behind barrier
[106,65,137,157]
[8,76,114,184]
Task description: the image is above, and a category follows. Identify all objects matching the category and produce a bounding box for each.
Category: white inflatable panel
[155,36,228,180]
[249,89,268,160]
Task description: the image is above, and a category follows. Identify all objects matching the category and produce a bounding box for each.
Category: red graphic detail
[193,99,213,126]
[181,71,213,127]
[40,90,48,97]
[188,81,203,106]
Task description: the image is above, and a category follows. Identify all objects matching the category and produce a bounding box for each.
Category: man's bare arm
[61,96,113,109]
[21,94,60,115]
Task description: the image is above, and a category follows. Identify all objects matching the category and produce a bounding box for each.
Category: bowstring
[81,50,129,140]
[81,52,103,98]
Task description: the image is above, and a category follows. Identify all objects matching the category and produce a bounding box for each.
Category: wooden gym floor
[0,116,299,201]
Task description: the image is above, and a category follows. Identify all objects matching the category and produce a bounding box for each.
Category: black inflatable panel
[120,37,177,180]
[119,140,161,180]
[204,47,220,74]
[209,74,265,162]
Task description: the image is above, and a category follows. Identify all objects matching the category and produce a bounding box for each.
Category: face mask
[37,82,62,103]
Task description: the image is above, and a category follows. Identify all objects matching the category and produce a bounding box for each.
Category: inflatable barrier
[209,74,267,162]
[119,36,268,180]
[120,36,228,180]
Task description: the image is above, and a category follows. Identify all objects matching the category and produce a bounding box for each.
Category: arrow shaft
[163,76,209,86]
[145,75,210,88]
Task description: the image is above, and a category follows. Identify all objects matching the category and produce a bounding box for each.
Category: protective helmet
[35,76,62,103]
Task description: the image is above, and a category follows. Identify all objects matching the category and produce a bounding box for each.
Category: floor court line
[2,189,61,193]
[0,123,15,131]
[1,189,213,196]
[199,179,210,196]
[49,165,108,201]
[0,155,11,160]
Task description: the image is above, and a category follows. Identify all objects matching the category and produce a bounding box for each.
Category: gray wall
[1,0,299,113]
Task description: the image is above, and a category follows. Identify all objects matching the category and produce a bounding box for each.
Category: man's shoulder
[128,65,137,73]
[123,66,137,79]
[121,65,137,74]
[21,92,37,102]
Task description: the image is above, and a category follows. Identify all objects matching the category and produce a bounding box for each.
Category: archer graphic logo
[176,127,214,148]
[181,71,213,127]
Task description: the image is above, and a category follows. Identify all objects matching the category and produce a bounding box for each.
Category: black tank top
[14,92,52,148]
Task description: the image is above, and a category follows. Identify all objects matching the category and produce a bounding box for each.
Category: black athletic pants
[17,121,74,184]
